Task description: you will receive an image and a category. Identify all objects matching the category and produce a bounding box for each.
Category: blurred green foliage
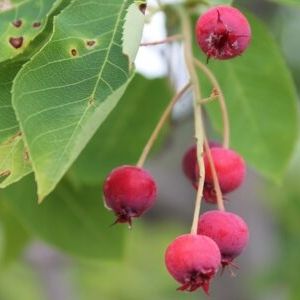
[0,0,299,299]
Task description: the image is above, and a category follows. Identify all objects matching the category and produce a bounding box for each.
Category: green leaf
[0,0,72,188]
[0,201,29,265]
[12,0,145,200]
[0,263,43,300]
[1,175,126,260]
[195,13,299,181]
[268,0,300,5]
[0,61,31,187]
[69,74,172,186]
[0,0,62,62]
[123,1,145,63]
[0,132,31,188]
[0,60,24,144]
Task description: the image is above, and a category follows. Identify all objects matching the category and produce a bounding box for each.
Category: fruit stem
[197,93,218,105]
[177,6,205,235]
[193,58,230,149]
[203,136,225,211]
[136,82,192,168]
[140,34,183,46]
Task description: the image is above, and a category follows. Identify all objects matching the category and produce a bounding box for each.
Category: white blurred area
[135,4,168,78]
[135,0,193,119]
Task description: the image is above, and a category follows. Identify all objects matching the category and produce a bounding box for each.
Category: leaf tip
[37,195,44,204]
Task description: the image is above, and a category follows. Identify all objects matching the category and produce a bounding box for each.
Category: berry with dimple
[198,210,249,267]
[103,165,157,226]
[182,141,220,186]
[195,5,251,60]
[195,147,246,203]
[165,234,221,294]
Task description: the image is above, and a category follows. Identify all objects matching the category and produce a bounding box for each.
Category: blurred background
[0,0,300,299]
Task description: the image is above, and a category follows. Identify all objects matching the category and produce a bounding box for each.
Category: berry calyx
[165,234,221,294]
[195,147,246,203]
[103,165,157,226]
[195,5,251,60]
[198,210,249,268]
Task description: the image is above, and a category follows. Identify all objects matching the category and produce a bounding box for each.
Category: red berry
[182,145,198,184]
[195,6,251,60]
[195,147,246,203]
[103,165,157,226]
[182,142,220,186]
[165,234,221,294]
[198,210,249,267]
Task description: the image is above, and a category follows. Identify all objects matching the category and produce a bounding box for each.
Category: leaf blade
[69,74,172,185]
[0,0,62,62]
[1,175,126,260]
[12,0,144,199]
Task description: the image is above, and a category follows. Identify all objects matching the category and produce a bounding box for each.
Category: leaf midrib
[38,0,128,190]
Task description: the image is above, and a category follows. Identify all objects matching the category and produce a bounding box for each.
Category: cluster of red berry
[103,4,252,296]
[166,143,249,293]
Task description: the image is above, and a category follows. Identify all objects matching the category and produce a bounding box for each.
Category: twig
[140,34,183,46]
[194,58,230,149]
[204,136,225,211]
[177,7,205,235]
[137,82,192,168]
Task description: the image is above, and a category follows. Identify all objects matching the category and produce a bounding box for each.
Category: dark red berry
[182,145,198,184]
[165,234,221,294]
[195,147,246,203]
[103,165,157,226]
[195,5,251,60]
[198,210,249,268]
[182,142,220,186]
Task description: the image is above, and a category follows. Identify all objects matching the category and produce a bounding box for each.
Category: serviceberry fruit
[198,210,249,267]
[182,141,220,186]
[165,234,221,294]
[182,145,198,184]
[195,5,251,60]
[103,165,157,226]
[195,147,246,203]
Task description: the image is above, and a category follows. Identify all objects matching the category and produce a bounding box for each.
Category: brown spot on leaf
[9,36,23,49]
[71,48,77,56]
[139,3,147,14]
[12,19,22,28]
[86,40,96,47]
[24,150,29,161]
[0,170,11,177]
[33,21,41,28]
[88,97,96,106]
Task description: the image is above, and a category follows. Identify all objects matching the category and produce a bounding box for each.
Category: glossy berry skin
[196,6,251,60]
[165,234,221,294]
[103,165,157,226]
[182,142,220,186]
[198,210,249,267]
[195,147,246,203]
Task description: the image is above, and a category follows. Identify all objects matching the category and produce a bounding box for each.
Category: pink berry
[198,210,249,267]
[103,165,157,226]
[182,142,220,186]
[195,147,246,203]
[195,5,251,60]
[165,234,221,294]
[182,145,198,184]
